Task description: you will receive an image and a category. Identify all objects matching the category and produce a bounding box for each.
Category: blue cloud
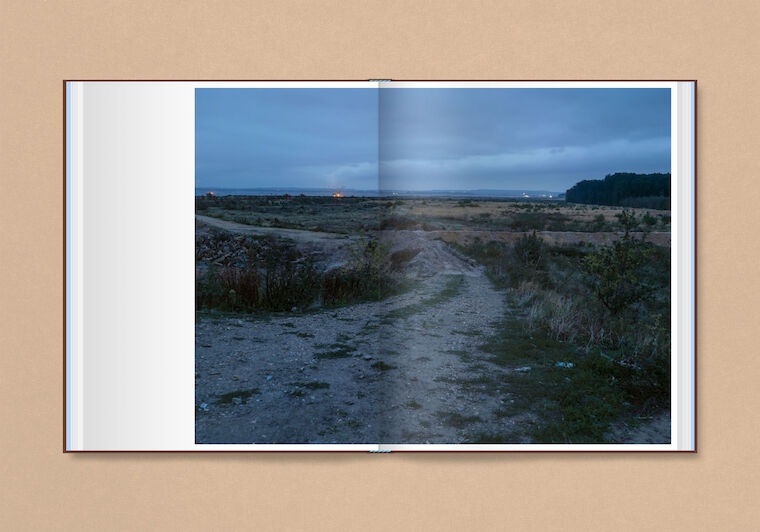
[196,87,670,192]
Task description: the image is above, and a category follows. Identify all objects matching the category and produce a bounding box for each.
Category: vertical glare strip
[65,82,71,450]
[691,82,696,450]
[670,83,680,449]
[682,82,696,450]
[681,82,696,450]
[672,81,696,450]
[70,82,85,450]
[77,82,84,449]
[69,81,78,450]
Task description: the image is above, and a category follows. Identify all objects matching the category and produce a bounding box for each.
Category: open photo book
[65,80,696,451]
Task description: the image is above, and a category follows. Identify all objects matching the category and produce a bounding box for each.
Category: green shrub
[458,217,671,441]
[592,214,607,230]
[583,248,647,313]
[263,260,321,311]
[197,237,402,313]
[513,231,545,268]
[582,213,655,314]
[219,266,260,307]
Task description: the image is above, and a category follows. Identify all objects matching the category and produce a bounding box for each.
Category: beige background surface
[2,1,759,530]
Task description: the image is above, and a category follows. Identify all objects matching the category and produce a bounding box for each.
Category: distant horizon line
[195,186,564,194]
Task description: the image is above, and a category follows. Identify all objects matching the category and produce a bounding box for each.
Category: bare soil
[195,207,671,444]
[195,222,537,444]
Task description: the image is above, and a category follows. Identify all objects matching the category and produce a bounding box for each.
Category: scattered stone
[196,222,510,444]
[514,366,532,373]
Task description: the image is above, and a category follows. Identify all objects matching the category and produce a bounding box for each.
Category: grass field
[196,195,671,444]
[196,195,671,233]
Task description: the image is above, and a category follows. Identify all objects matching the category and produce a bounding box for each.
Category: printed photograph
[195,86,672,444]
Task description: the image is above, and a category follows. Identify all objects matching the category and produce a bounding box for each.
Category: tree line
[565,172,670,210]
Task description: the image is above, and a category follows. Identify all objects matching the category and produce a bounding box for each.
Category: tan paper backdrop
[2,1,759,529]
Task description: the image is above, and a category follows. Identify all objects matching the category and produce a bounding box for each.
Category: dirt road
[195,217,670,444]
[194,225,526,444]
[197,214,670,248]
[196,214,358,244]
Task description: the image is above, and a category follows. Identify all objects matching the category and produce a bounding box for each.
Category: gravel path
[195,230,528,444]
[196,214,358,244]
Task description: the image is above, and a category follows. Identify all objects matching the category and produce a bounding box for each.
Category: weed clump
[582,211,656,314]
[457,210,671,442]
[196,237,403,313]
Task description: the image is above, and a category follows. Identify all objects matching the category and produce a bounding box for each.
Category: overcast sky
[196,87,670,192]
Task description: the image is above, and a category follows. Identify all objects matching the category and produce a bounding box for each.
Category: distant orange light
[332,191,342,198]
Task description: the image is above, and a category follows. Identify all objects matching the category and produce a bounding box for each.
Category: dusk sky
[196,87,670,192]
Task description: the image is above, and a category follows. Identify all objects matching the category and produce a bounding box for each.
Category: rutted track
[194,221,524,444]
[196,214,359,244]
